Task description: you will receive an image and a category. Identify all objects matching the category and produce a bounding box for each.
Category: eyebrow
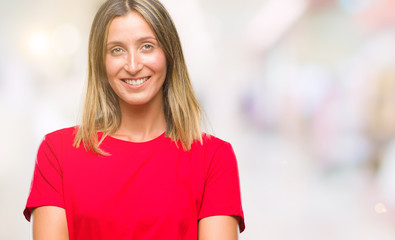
[106,36,157,46]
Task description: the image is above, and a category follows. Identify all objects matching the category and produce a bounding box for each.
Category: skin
[31,206,68,240]
[105,11,167,142]
[31,11,239,240]
[198,216,239,240]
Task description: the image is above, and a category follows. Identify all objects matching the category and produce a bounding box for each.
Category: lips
[121,77,150,86]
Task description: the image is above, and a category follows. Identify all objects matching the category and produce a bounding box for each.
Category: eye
[110,47,124,55]
[142,44,153,51]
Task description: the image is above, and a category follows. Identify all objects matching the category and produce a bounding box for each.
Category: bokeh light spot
[27,31,50,56]
[374,203,388,214]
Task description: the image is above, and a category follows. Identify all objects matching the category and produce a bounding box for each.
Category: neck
[114,96,167,142]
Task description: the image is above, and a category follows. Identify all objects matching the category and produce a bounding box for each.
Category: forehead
[107,11,156,41]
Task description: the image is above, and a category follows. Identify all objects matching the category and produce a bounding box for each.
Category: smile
[122,77,150,86]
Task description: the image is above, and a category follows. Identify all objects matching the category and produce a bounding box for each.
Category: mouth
[121,77,150,86]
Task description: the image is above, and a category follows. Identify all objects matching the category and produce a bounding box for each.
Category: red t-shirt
[24,127,245,239]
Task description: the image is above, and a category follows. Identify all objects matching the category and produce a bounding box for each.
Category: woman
[24,0,245,239]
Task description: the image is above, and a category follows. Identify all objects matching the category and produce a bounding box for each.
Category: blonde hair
[74,0,202,154]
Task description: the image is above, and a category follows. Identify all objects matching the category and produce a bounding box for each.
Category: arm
[31,206,69,240]
[198,215,239,240]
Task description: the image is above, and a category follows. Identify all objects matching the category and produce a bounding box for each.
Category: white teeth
[124,77,148,86]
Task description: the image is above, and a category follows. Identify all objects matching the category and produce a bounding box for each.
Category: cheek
[142,50,167,74]
[152,54,167,75]
[105,57,124,78]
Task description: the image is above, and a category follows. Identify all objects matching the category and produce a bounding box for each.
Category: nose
[124,51,143,74]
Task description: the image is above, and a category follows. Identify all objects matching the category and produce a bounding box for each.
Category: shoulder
[198,133,234,153]
[190,133,237,165]
[35,127,78,167]
[44,126,77,141]
[41,126,78,149]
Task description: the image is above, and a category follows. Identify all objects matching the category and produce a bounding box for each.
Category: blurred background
[1,0,395,239]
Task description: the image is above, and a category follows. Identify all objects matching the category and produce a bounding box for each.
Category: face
[105,11,167,107]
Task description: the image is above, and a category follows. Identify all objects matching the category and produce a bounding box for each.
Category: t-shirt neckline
[99,131,167,150]
[106,131,166,144]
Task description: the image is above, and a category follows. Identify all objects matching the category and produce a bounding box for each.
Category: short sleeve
[23,135,65,221]
[198,141,245,232]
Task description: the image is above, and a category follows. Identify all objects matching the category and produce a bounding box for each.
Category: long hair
[74,0,202,154]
